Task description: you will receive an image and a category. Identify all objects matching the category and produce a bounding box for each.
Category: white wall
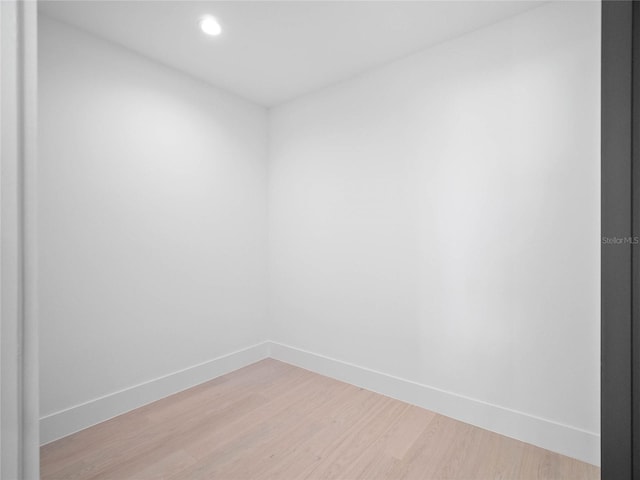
[269,0,600,452]
[38,17,268,420]
[39,2,601,464]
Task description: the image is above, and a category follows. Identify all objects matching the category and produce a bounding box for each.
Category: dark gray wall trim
[633,2,640,478]
[602,1,634,479]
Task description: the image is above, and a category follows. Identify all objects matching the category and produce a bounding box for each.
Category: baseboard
[268,341,600,467]
[40,341,270,445]
[41,340,600,466]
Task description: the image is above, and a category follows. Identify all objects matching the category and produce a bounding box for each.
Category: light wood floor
[41,359,600,480]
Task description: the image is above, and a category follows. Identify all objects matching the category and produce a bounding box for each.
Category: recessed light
[199,15,222,36]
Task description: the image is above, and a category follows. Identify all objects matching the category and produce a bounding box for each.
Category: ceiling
[39,1,543,107]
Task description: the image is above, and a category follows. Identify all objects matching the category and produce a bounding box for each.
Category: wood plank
[40,359,600,480]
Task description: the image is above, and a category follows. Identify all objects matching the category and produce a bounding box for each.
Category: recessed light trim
[199,15,222,36]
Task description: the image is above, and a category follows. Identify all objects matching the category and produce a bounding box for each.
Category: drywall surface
[269,0,600,448]
[39,16,268,418]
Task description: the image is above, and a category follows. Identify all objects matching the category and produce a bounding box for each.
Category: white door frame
[1,0,39,478]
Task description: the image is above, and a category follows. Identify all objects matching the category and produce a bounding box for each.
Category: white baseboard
[268,341,600,467]
[40,340,600,467]
[39,342,270,445]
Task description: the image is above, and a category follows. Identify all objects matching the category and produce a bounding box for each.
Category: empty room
[3,0,615,478]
